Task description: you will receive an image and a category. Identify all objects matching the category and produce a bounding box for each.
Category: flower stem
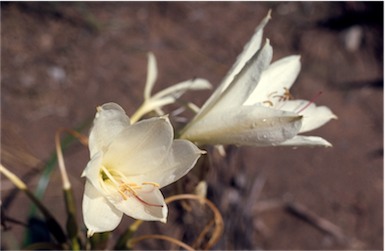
[114,220,143,250]
[55,128,88,250]
[130,103,146,124]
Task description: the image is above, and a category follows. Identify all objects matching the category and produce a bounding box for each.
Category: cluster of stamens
[262,87,322,114]
[263,87,294,108]
[100,166,163,207]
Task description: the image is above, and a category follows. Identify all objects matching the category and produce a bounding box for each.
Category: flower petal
[213,40,273,113]
[152,78,211,101]
[244,55,301,105]
[182,105,302,146]
[145,139,204,187]
[82,151,102,183]
[144,52,158,100]
[183,40,273,136]
[214,11,271,97]
[278,99,337,133]
[111,185,168,222]
[82,181,123,235]
[89,103,130,158]
[279,135,332,147]
[103,116,173,176]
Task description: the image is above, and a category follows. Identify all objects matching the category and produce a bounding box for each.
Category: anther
[262,100,274,107]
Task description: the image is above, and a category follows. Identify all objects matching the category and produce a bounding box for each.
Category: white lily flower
[130,52,212,123]
[180,12,336,147]
[82,102,204,236]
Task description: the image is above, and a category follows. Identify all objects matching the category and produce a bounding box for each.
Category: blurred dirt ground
[1,2,383,250]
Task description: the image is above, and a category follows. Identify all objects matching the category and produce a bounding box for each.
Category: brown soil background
[1,2,383,250]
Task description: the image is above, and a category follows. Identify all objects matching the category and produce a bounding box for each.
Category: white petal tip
[199,149,207,155]
[324,142,333,147]
[160,114,170,120]
[87,229,95,238]
[267,9,272,19]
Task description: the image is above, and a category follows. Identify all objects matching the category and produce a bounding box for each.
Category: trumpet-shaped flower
[180,12,336,147]
[130,52,212,123]
[82,102,204,236]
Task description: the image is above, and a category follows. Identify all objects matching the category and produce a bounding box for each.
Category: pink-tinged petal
[279,99,337,133]
[82,181,123,235]
[111,185,168,222]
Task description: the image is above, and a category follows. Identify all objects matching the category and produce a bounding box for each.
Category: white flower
[180,12,336,147]
[130,52,211,123]
[82,102,204,237]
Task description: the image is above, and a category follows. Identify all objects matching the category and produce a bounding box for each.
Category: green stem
[64,188,81,250]
[114,220,143,250]
[55,128,88,250]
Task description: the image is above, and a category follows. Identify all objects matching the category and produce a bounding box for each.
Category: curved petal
[89,103,130,157]
[220,11,271,92]
[244,55,301,105]
[111,185,168,222]
[144,52,158,100]
[279,135,332,147]
[145,139,204,187]
[103,116,173,176]
[208,11,271,101]
[152,78,211,100]
[208,40,273,114]
[82,181,123,235]
[181,105,302,146]
[82,151,102,185]
[279,99,337,133]
[183,40,273,135]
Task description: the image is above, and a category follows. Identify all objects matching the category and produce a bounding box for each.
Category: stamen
[295,91,323,114]
[267,91,278,98]
[273,87,294,102]
[142,182,160,187]
[262,100,274,107]
[119,190,128,200]
[100,166,163,208]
